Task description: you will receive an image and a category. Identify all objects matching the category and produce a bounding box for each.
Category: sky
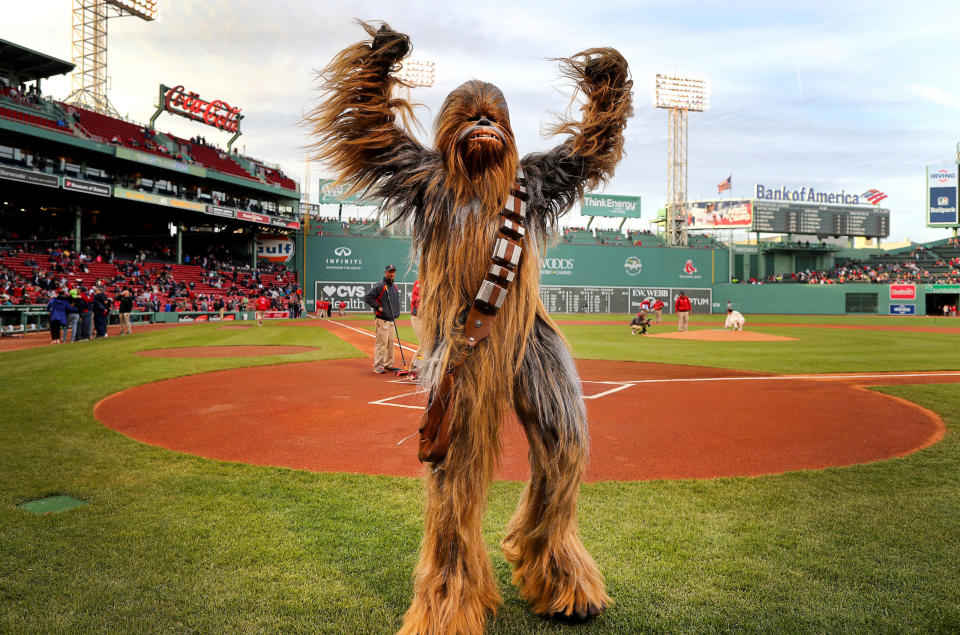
[4,0,960,241]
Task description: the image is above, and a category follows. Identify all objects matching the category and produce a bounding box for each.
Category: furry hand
[371,24,411,62]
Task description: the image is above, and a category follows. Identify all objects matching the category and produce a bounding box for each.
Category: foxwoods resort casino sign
[755,184,862,205]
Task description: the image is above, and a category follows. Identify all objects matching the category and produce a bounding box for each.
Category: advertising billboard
[686,199,753,229]
[257,234,295,263]
[318,178,382,206]
[927,164,959,227]
[581,193,641,218]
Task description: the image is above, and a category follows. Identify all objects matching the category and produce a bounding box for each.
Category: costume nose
[477,117,492,126]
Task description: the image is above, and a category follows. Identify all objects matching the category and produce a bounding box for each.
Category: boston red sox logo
[683,260,697,275]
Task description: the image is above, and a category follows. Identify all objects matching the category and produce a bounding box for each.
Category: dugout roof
[0,39,75,83]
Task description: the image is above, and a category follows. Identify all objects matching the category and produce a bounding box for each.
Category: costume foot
[502,536,610,622]
[397,583,499,635]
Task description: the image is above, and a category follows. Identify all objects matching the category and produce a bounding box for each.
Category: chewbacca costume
[309,22,632,634]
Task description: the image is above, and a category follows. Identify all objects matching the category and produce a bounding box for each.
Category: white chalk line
[368,371,960,412]
[369,380,634,410]
[625,371,960,384]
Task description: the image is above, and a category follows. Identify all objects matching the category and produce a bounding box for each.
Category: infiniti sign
[333,246,352,257]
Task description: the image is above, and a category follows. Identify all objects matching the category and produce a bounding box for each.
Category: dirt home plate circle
[95,323,949,482]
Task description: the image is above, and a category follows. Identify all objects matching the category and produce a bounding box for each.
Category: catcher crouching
[308,21,633,634]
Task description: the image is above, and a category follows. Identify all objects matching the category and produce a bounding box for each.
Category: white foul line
[325,318,418,354]
[369,391,427,410]
[581,380,634,400]
[625,371,960,385]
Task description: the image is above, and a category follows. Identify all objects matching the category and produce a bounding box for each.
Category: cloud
[906,84,960,112]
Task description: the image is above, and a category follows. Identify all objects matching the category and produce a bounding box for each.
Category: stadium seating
[0,105,74,135]
[186,141,258,181]
[261,166,297,191]
[0,251,297,308]
[64,104,172,158]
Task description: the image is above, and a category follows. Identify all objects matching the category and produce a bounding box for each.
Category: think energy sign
[581,194,641,218]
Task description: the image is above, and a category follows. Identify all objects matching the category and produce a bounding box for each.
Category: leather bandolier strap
[417,168,528,464]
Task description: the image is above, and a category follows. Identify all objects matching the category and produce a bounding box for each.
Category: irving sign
[160,84,242,133]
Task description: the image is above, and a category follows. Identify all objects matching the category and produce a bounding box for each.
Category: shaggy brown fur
[307,21,632,634]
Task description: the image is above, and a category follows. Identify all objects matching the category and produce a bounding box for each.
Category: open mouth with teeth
[467,129,502,145]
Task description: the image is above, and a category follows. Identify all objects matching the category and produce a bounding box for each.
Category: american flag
[861,189,888,205]
[717,175,732,193]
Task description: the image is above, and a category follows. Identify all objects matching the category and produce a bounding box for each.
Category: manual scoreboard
[752,201,890,237]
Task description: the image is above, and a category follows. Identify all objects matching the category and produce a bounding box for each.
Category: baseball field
[2,313,959,632]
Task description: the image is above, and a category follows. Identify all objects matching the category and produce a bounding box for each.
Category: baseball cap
[385,264,397,272]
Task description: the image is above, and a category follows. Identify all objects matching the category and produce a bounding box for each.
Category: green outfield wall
[296,234,727,313]
[714,282,956,316]
[292,234,957,316]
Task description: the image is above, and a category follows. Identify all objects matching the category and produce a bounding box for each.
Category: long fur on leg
[399,364,505,634]
[502,315,611,620]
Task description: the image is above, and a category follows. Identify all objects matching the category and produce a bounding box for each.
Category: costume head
[435,80,519,211]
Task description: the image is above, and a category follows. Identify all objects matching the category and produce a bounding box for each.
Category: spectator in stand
[47,290,75,344]
[118,289,134,335]
[674,290,692,332]
[255,293,271,326]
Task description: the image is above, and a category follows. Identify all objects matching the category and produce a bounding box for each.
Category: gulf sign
[890,284,916,300]
[256,234,295,263]
[927,164,959,226]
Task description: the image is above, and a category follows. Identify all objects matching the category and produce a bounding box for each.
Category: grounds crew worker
[364,264,401,374]
[674,290,692,332]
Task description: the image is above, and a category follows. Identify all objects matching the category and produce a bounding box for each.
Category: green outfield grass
[1,318,959,632]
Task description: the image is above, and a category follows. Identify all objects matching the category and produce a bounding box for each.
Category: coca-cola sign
[162,84,242,133]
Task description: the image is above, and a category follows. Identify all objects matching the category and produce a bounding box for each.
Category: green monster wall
[296,234,726,313]
[294,234,953,315]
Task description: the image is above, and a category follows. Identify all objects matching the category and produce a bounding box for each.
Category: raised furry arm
[521,48,633,236]
[306,21,433,202]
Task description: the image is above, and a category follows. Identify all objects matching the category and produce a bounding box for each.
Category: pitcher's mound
[648,330,796,342]
[136,345,318,358]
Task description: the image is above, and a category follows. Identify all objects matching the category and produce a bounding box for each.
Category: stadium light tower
[393,59,436,88]
[654,73,708,247]
[66,0,160,116]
